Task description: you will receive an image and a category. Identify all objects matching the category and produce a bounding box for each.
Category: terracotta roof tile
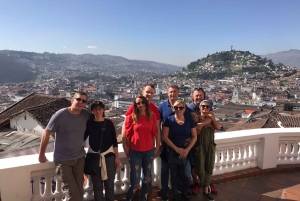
[226,119,268,132]
[278,115,300,127]
[244,110,255,114]
[25,99,71,127]
[0,92,71,128]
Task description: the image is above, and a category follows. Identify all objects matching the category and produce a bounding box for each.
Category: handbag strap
[98,119,107,152]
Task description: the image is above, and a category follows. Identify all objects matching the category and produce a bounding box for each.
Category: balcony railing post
[83,175,94,200]
[285,142,291,160]
[232,147,238,171]
[31,176,41,201]
[256,134,279,169]
[238,146,244,170]
[214,149,221,175]
[115,168,124,195]
[122,160,130,192]
[250,143,256,167]
[297,143,300,162]
[43,175,53,199]
[54,176,64,200]
[244,145,250,169]
[291,142,298,162]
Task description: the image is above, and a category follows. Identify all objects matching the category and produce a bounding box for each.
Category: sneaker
[202,192,214,201]
[173,195,180,201]
[191,182,200,195]
[210,184,218,195]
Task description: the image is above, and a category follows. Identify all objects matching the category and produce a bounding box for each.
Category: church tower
[231,87,241,103]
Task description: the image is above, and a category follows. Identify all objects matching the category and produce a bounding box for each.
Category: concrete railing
[0,128,300,201]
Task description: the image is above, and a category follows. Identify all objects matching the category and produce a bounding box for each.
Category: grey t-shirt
[46,108,90,161]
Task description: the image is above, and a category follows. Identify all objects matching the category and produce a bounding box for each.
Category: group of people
[38,92,120,201]
[38,84,220,201]
[121,84,220,201]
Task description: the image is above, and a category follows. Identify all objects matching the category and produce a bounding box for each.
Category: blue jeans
[169,159,191,197]
[160,158,169,197]
[126,149,154,201]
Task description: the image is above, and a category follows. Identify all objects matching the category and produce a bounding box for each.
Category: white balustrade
[277,136,300,165]
[1,128,300,201]
[213,138,259,175]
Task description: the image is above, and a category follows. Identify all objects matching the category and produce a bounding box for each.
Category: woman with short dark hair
[84,101,120,201]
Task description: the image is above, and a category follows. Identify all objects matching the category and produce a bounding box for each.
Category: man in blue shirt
[159,85,197,201]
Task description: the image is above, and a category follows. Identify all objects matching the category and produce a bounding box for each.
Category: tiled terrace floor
[115,166,300,201]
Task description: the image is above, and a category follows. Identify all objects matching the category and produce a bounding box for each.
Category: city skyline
[0,0,299,66]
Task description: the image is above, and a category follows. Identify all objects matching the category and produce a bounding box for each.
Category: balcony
[0,128,300,201]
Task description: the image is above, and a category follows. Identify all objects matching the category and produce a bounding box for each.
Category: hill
[0,50,182,83]
[0,54,35,83]
[261,49,300,68]
[174,50,298,80]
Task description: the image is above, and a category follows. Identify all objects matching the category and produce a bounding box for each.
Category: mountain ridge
[0,50,182,83]
[261,49,300,68]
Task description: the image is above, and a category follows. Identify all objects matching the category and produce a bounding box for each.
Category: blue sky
[0,0,299,66]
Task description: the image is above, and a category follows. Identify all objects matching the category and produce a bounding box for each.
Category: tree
[283,103,293,111]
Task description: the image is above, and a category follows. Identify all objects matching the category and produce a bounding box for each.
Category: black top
[84,119,118,156]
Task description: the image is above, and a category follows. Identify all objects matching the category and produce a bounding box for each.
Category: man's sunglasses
[135,101,145,105]
[75,98,87,103]
[201,105,210,109]
[173,106,184,111]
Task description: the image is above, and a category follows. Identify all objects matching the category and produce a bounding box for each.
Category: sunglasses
[135,101,145,105]
[75,97,87,103]
[201,105,210,109]
[173,106,184,111]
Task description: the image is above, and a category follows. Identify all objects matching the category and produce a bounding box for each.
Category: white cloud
[63,47,66,49]
[87,46,97,49]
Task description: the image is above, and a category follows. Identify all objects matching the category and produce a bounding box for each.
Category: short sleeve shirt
[125,114,157,151]
[163,115,196,148]
[46,108,90,161]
